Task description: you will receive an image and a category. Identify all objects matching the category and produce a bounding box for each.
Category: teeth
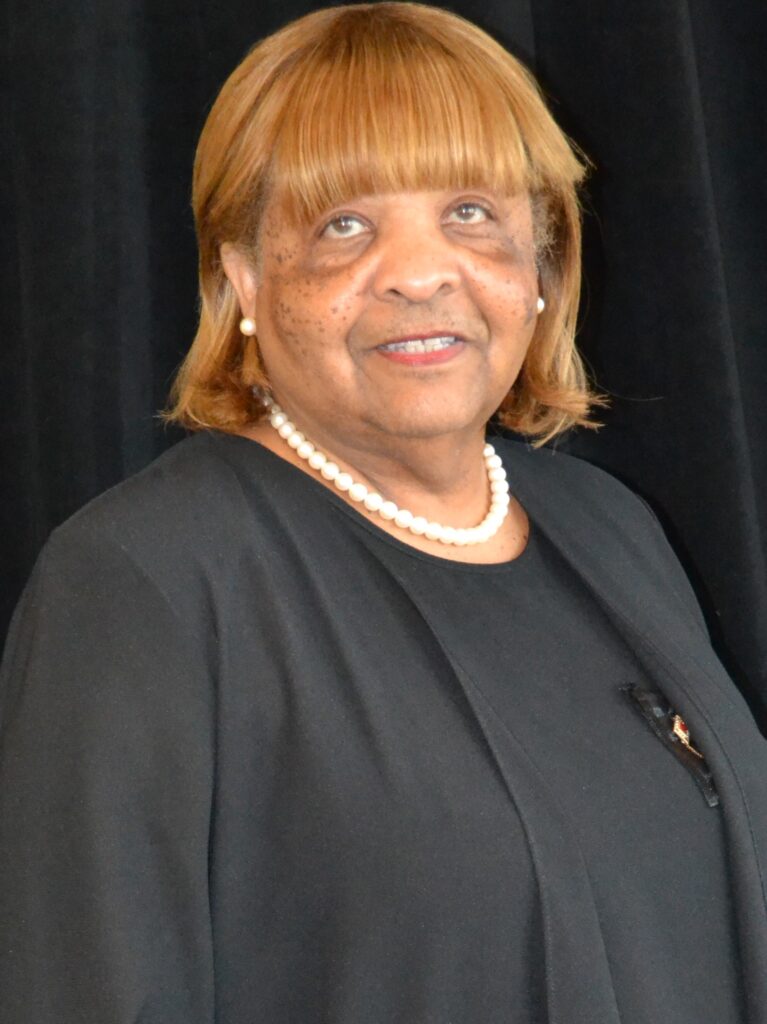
[380,336,460,353]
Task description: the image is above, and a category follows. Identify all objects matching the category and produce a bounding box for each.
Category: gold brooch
[671,714,704,758]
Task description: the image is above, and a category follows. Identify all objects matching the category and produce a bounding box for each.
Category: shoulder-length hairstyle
[161,1,608,446]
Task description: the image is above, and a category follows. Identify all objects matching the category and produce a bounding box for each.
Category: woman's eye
[448,202,494,225]
[320,202,494,238]
[321,215,366,239]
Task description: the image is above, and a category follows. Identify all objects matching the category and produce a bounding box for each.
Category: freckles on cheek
[272,279,345,358]
[272,295,310,356]
[269,241,299,267]
[471,263,535,328]
[268,244,363,354]
[501,286,536,328]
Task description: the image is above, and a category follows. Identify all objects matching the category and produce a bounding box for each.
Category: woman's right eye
[321,215,366,239]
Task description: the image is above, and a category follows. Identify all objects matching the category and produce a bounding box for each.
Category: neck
[250,402,495,528]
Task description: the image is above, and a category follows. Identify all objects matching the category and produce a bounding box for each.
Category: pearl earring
[240,316,257,336]
[536,296,545,314]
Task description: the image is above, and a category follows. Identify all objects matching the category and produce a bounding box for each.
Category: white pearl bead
[263,400,512,548]
[379,501,398,520]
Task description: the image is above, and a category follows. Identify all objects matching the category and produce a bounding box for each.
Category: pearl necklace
[262,396,510,546]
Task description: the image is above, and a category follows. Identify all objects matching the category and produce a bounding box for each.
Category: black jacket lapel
[507,440,767,1022]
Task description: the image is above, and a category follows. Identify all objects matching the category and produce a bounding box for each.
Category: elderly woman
[1,3,765,1023]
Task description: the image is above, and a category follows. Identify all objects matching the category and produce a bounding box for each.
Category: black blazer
[1,430,765,1023]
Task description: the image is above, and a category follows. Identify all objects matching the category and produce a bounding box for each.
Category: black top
[340,507,743,1022]
[0,430,754,1023]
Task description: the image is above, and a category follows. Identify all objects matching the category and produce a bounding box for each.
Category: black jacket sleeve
[0,522,216,1023]
[634,492,712,640]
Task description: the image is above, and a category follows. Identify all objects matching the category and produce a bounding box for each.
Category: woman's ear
[220,242,259,319]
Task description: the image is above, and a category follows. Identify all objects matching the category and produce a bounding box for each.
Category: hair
[160,1,609,446]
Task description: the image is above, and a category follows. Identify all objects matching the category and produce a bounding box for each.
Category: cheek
[270,297,311,357]
[521,295,537,327]
[262,277,334,358]
[268,268,364,363]
[472,263,537,332]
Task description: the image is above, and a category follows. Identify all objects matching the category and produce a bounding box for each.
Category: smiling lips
[378,336,462,354]
[375,335,467,365]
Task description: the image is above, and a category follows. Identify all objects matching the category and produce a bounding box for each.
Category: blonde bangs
[264,13,578,229]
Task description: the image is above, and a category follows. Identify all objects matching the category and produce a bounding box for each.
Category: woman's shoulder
[36,431,268,621]
[494,434,650,514]
[54,430,242,543]
[495,434,711,634]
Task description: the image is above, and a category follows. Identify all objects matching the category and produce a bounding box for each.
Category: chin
[376,403,486,441]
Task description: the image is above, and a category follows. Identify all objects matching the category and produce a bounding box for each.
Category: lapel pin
[621,685,719,807]
[671,714,704,759]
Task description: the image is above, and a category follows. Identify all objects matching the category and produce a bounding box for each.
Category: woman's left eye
[448,202,494,224]
[321,215,366,239]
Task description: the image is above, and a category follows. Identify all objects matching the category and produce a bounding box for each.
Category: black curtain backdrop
[2,3,766,722]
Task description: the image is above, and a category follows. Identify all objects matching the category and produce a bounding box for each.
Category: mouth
[376,332,468,354]
[374,334,467,367]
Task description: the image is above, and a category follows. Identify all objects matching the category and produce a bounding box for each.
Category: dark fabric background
[2,2,766,722]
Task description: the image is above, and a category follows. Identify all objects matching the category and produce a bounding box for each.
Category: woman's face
[224,188,540,454]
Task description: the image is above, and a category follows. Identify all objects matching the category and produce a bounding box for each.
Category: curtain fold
[529,0,767,719]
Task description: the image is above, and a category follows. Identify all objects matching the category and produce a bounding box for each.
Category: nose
[371,224,462,304]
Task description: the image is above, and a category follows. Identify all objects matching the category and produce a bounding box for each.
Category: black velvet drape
[2,2,766,722]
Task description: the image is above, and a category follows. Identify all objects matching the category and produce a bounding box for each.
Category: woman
[1,3,765,1022]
